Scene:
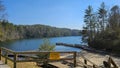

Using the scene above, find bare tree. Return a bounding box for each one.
[0,0,6,21]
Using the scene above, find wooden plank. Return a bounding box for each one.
[93,65,96,68]
[16,59,48,62]
[1,55,14,62]
[0,48,1,60]
[1,47,14,53]
[13,54,17,68]
[84,59,87,68]
[73,52,76,67]
[5,52,8,64]
[16,58,74,62]
[109,57,118,68]
[15,51,75,54]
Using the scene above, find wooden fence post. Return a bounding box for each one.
[109,57,118,68]
[108,57,111,68]
[14,53,17,68]
[0,48,1,60]
[84,59,87,68]
[73,52,76,67]
[5,52,8,64]
[93,65,96,68]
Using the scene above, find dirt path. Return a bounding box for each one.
[77,50,120,67]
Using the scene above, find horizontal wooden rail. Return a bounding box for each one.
[16,58,74,62]
[0,47,77,68]
[1,47,15,53]
[15,51,75,54]
[1,55,14,62]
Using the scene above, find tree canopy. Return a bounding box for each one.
[82,2,120,53]
[0,21,80,42]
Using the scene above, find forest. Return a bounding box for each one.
[82,2,120,53]
[0,0,80,42]
[0,20,80,41]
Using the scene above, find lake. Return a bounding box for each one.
[0,36,82,52]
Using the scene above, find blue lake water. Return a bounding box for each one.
[0,36,82,52]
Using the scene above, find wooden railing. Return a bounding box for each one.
[77,54,119,68]
[77,54,100,68]
[56,43,119,68]
[103,56,119,68]
[0,47,77,68]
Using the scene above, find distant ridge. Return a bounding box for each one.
[0,21,81,41]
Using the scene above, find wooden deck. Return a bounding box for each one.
[0,61,10,68]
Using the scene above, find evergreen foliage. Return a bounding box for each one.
[39,39,55,51]
[38,39,55,59]
[37,39,55,66]
[82,2,120,53]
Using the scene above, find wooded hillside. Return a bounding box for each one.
[0,0,80,42]
[0,20,80,41]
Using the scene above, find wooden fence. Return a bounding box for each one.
[57,43,119,68]
[104,57,118,68]
[0,47,118,68]
[77,55,119,68]
[0,47,77,68]
[77,54,100,68]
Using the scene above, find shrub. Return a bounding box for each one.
[37,39,55,67]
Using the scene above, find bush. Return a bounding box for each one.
[37,39,55,66]
[37,39,55,59]
[39,39,55,51]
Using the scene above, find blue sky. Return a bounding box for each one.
[3,0,120,30]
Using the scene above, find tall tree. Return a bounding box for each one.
[98,2,107,31]
[83,5,96,42]
[109,5,120,29]
[82,3,120,52]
